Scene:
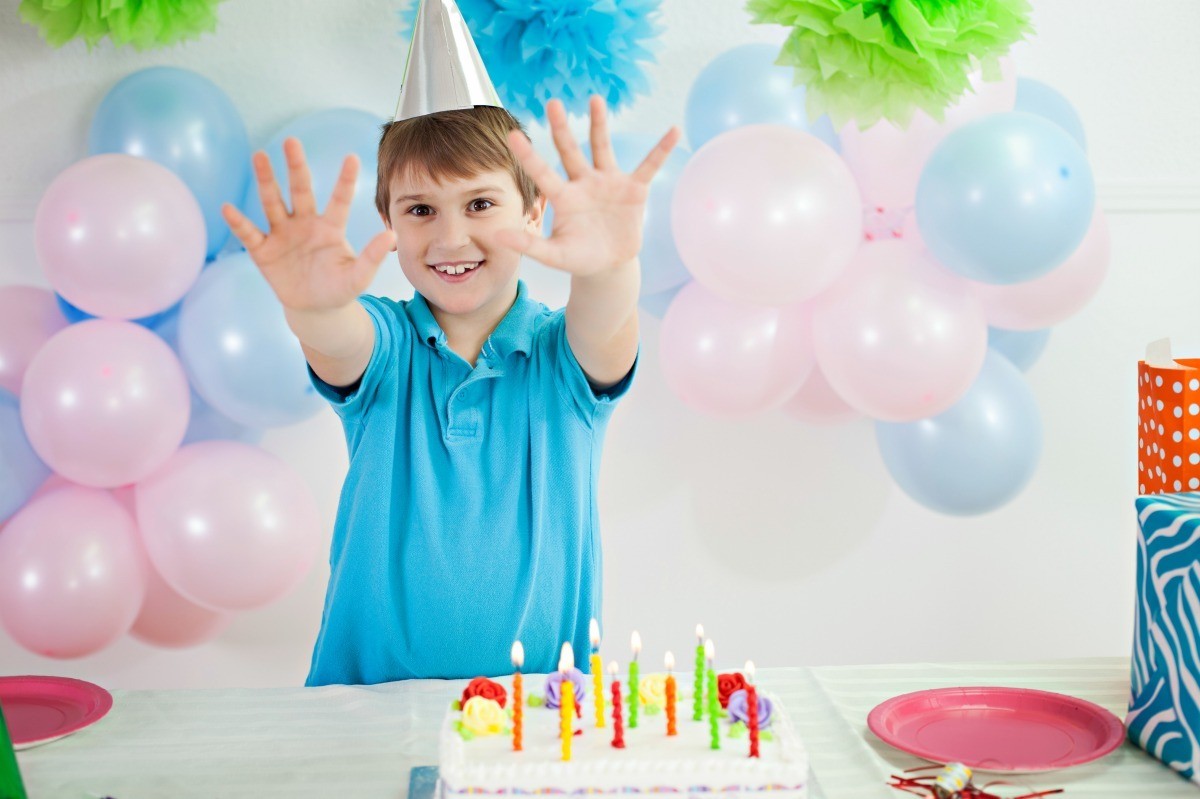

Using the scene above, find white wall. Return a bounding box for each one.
[1,0,1199,688]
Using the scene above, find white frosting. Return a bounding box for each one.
[438,675,808,795]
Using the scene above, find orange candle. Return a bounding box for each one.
[665,651,677,737]
[590,619,605,728]
[560,643,574,761]
[512,640,524,752]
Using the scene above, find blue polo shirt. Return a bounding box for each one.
[304,280,635,685]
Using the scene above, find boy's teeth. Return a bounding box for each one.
[434,262,480,275]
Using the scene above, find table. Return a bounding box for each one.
[15,657,1196,798]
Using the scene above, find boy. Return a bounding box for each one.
[221,0,678,684]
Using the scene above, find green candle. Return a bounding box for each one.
[693,624,705,721]
[0,702,28,799]
[705,640,719,750]
[629,630,641,729]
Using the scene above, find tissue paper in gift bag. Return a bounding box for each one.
[1128,492,1200,780]
[1138,339,1200,495]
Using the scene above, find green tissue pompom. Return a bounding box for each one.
[19,0,225,51]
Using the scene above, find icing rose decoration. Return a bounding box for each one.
[461,677,507,709]
[726,689,773,730]
[544,667,588,710]
[461,696,507,736]
[717,672,747,709]
[639,674,669,709]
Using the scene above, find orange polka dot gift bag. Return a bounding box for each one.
[1137,338,1200,495]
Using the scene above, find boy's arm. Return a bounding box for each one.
[221,138,395,390]
[496,97,679,390]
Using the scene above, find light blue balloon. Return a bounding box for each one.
[915,112,1095,285]
[875,351,1042,516]
[685,43,839,152]
[88,67,252,260]
[241,108,386,254]
[56,294,180,332]
[1,389,51,522]
[1015,78,1087,151]
[988,327,1051,372]
[177,252,324,429]
[639,282,685,320]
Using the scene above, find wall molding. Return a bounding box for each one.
[2,181,1199,222]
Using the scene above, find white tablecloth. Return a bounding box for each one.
[16,657,1197,798]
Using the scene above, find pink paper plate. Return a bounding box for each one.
[0,675,113,750]
[867,686,1125,773]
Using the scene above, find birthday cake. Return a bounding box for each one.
[435,639,809,797]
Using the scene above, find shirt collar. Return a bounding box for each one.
[408,280,541,360]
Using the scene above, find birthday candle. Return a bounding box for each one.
[590,619,605,728]
[561,643,575,761]
[705,639,719,750]
[512,640,524,752]
[609,661,625,749]
[665,651,677,737]
[693,624,705,721]
[629,631,641,729]
[745,660,759,759]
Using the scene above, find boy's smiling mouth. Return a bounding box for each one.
[429,260,484,281]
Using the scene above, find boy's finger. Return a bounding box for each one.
[284,137,318,217]
[493,227,562,270]
[352,229,397,289]
[588,96,617,172]
[253,151,290,228]
[547,99,590,179]
[325,154,360,230]
[507,130,566,200]
[222,202,266,251]
[631,127,682,185]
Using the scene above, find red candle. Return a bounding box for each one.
[745,660,759,758]
[512,641,524,752]
[609,661,625,749]
[665,651,677,737]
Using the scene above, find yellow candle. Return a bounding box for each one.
[560,642,574,761]
[590,619,605,728]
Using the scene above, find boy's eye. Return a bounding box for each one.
[407,204,433,217]
[469,199,494,212]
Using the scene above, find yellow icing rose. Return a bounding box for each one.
[639,674,668,709]
[462,696,507,736]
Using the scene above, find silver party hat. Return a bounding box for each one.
[394,0,504,122]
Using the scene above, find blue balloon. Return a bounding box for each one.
[182,388,264,446]
[988,327,1051,372]
[1014,78,1087,151]
[56,294,181,332]
[241,108,386,254]
[915,112,1095,285]
[88,66,252,260]
[684,43,839,152]
[639,282,685,320]
[875,351,1042,516]
[0,389,51,522]
[177,252,324,429]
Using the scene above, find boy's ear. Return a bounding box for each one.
[526,194,547,234]
[380,213,397,251]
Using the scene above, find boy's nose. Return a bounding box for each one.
[431,215,473,253]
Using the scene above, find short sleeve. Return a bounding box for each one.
[539,311,638,426]
[307,295,404,422]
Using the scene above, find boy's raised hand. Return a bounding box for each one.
[221,138,396,312]
[495,97,681,277]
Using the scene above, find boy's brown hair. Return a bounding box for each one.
[375,106,540,219]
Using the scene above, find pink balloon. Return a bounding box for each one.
[839,56,1017,212]
[671,125,862,306]
[659,282,814,416]
[0,286,69,395]
[0,487,147,658]
[135,441,321,611]
[34,154,205,319]
[973,206,1110,331]
[811,240,988,422]
[20,320,190,488]
[780,365,859,425]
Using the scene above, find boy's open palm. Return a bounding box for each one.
[221,138,396,312]
[496,97,681,277]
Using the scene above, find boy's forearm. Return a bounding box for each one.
[565,258,641,387]
[285,302,375,388]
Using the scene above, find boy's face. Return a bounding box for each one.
[383,166,544,318]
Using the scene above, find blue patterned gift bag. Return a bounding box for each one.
[1128,491,1200,780]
